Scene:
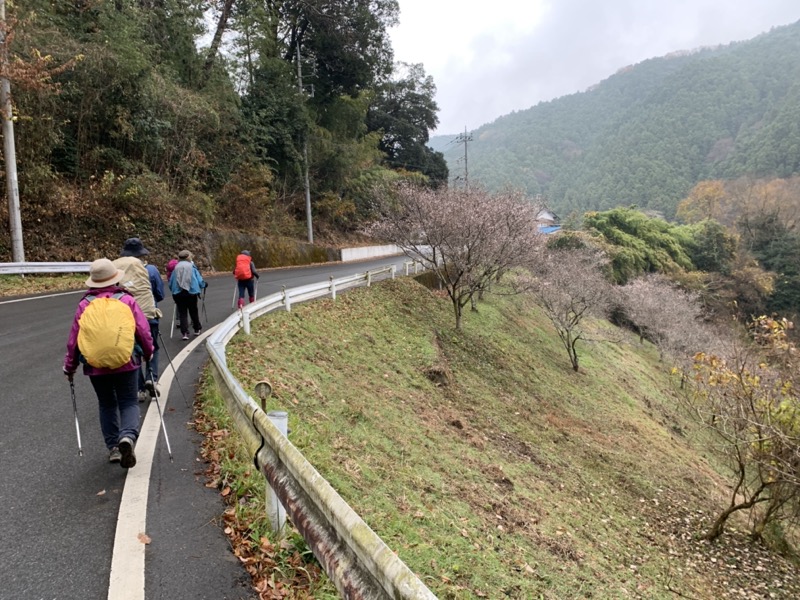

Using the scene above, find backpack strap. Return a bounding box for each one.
[83,290,129,302]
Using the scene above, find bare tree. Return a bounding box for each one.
[371,183,542,329]
[682,316,800,541]
[520,247,613,372]
[620,274,712,362]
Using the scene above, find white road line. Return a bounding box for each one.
[0,289,83,304]
[107,327,216,600]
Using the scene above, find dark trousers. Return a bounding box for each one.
[237,278,256,301]
[89,369,140,449]
[173,291,201,335]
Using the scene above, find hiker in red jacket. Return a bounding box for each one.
[233,250,259,309]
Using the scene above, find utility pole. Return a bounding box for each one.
[454,126,472,191]
[296,42,313,244]
[1,0,23,261]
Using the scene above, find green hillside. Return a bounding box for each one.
[434,20,800,218]
[205,277,799,599]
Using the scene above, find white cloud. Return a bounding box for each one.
[389,0,800,134]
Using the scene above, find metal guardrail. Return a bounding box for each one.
[206,262,437,600]
[0,259,426,277]
[0,262,92,275]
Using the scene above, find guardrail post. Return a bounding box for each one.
[242,309,251,335]
[282,286,291,312]
[366,271,372,287]
[391,265,396,279]
[330,275,336,301]
[266,410,289,534]
[404,262,409,276]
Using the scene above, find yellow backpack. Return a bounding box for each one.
[77,292,136,369]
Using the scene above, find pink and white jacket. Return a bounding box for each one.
[63,285,155,377]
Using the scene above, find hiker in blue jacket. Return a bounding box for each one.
[168,249,206,340]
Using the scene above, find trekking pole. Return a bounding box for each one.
[170,304,176,339]
[254,277,258,302]
[157,332,191,408]
[201,286,208,323]
[69,380,83,456]
[146,361,173,462]
[231,282,237,309]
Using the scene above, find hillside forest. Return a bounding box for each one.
[0,0,447,263]
[434,19,800,220]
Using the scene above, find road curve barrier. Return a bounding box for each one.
[0,261,92,275]
[206,262,438,600]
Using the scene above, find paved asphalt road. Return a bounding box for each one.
[0,256,407,600]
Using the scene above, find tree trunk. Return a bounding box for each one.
[202,0,236,81]
[704,484,768,541]
[569,336,579,371]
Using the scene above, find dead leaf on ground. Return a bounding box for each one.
[138,533,151,545]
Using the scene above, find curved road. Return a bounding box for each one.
[0,256,406,600]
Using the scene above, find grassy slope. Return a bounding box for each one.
[218,277,797,599]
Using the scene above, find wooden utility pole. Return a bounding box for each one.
[1,0,23,261]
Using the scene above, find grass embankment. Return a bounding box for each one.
[199,277,798,599]
[0,274,84,296]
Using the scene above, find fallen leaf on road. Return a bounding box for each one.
[138,533,151,544]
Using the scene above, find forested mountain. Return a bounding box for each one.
[433,20,800,218]
[0,0,447,263]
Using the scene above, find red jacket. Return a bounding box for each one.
[63,286,155,377]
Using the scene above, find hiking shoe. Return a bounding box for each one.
[108,447,122,463]
[181,333,190,341]
[144,380,159,398]
[194,328,202,336]
[118,437,137,469]
[137,390,149,403]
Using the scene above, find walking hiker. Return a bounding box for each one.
[233,250,259,309]
[165,255,178,283]
[168,249,207,341]
[165,254,181,330]
[63,258,154,468]
[114,237,164,402]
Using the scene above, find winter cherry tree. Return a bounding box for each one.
[520,246,613,372]
[620,273,711,363]
[371,183,543,329]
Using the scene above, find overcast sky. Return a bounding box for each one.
[388,0,800,135]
